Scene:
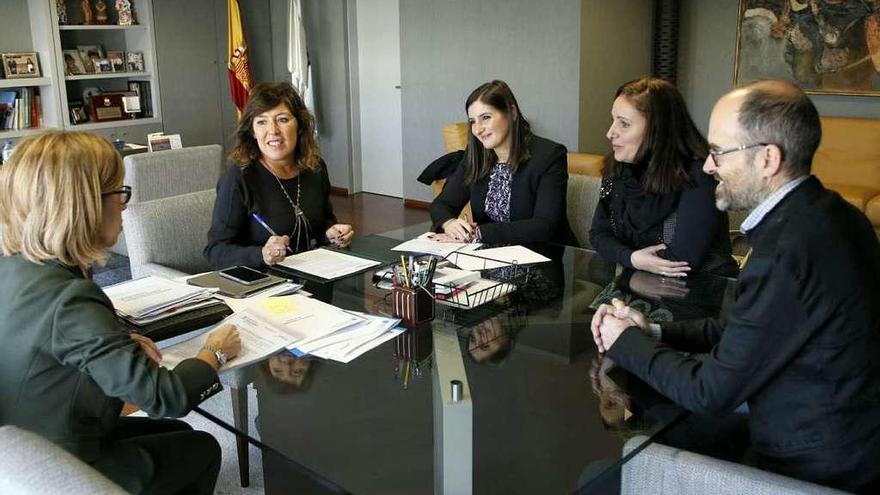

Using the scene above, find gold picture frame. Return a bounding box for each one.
[734,0,880,96]
[1,52,41,79]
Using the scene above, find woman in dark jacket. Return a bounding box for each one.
[205,81,354,269]
[430,80,577,246]
[590,76,737,277]
[0,131,241,494]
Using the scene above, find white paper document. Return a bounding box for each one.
[391,232,481,258]
[435,278,516,309]
[229,294,363,348]
[446,245,550,271]
[276,248,381,280]
[104,276,216,321]
[301,313,404,363]
[159,309,294,373]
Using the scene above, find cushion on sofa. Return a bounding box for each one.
[866,196,880,228]
[812,117,880,193]
[823,183,880,212]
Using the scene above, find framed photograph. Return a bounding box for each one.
[126,52,144,72]
[93,58,113,73]
[107,51,126,72]
[1,52,41,79]
[77,45,105,74]
[734,0,880,96]
[62,50,86,76]
[69,101,89,125]
[147,133,183,152]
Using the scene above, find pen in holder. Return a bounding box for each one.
[392,284,434,328]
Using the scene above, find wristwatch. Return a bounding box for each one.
[203,345,228,367]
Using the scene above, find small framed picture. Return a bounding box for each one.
[93,58,113,73]
[62,50,86,76]
[77,45,105,73]
[126,52,144,72]
[107,51,126,72]
[69,101,89,125]
[1,52,41,79]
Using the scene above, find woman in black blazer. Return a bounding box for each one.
[589,76,737,277]
[430,80,576,246]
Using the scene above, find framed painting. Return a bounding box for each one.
[734,0,880,96]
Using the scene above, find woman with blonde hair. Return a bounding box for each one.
[0,131,241,494]
[205,81,354,268]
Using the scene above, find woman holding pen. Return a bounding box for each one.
[429,80,577,246]
[205,82,354,269]
[0,131,241,493]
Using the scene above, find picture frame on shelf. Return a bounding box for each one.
[69,101,89,125]
[94,58,113,73]
[62,50,86,76]
[1,53,41,79]
[77,45,105,74]
[107,51,126,72]
[115,0,136,26]
[126,52,144,72]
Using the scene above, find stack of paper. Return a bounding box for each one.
[104,276,219,325]
[228,294,364,347]
[392,232,481,257]
[290,312,404,363]
[446,245,550,271]
[276,248,381,280]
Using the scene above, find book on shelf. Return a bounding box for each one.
[127,81,153,118]
[0,87,42,131]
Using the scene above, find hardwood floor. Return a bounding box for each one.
[329,192,430,235]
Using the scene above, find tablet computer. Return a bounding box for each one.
[187,269,286,298]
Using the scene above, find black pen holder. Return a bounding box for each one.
[392,285,434,328]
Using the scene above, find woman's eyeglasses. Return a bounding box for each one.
[102,185,132,205]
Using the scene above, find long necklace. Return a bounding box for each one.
[272,171,313,252]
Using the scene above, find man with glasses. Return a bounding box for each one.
[591,80,880,493]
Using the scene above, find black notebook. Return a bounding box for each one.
[121,300,233,342]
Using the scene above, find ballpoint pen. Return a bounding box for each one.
[251,213,293,253]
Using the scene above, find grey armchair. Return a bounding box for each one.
[621,435,849,495]
[111,144,225,256]
[0,425,127,494]
[567,174,601,249]
[123,189,216,279]
[122,188,255,487]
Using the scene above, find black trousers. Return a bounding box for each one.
[92,417,221,495]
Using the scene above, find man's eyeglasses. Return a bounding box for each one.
[102,185,132,205]
[708,143,768,167]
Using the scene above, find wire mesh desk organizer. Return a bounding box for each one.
[434,249,532,310]
[390,255,436,327]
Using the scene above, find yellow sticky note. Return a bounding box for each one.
[262,298,297,315]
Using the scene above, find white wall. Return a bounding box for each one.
[399,0,582,203]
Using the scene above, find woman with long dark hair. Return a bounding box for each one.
[205,81,354,269]
[590,76,737,277]
[430,80,576,245]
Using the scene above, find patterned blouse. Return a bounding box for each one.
[484,162,512,223]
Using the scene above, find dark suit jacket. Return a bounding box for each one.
[429,135,578,246]
[608,176,880,493]
[0,256,221,463]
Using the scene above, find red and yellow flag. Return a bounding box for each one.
[227,0,253,117]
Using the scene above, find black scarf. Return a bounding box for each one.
[605,164,679,248]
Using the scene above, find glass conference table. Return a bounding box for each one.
[195,223,739,495]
